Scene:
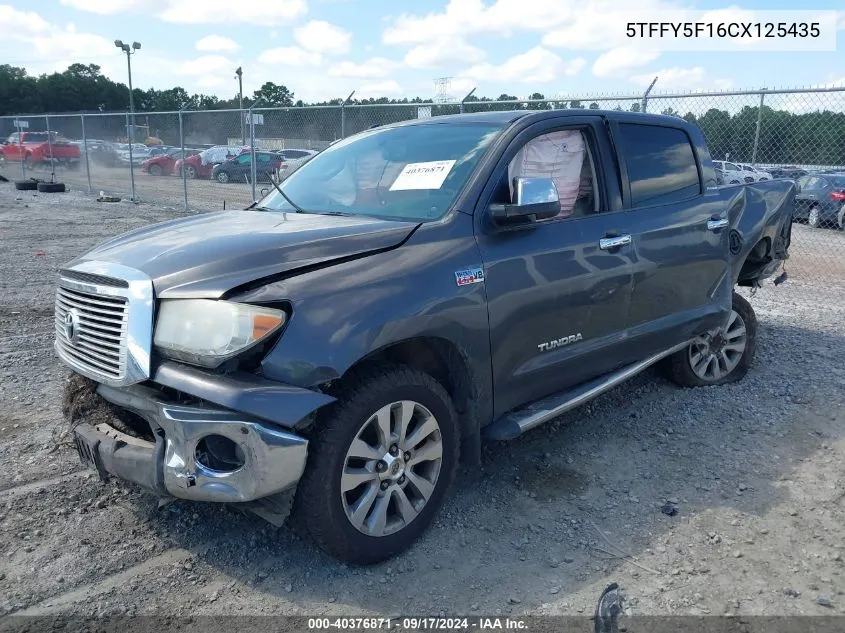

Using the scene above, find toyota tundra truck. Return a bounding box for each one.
[57,110,793,564]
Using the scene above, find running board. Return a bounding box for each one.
[482,340,694,441]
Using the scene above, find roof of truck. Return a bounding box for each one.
[384,109,692,128]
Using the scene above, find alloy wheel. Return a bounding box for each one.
[688,309,747,382]
[341,400,443,537]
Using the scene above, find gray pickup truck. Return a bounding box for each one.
[57,110,793,564]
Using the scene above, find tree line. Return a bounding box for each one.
[1,63,842,166]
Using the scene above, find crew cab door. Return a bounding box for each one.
[474,116,635,418]
[610,119,731,356]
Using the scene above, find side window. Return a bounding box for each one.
[617,123,700,208]
[236,154,250,164]
[505,128,598,220]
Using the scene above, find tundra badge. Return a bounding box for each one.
[538,333,583,352]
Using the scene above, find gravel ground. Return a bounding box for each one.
[2,159,264,213]
[1,183,845,624]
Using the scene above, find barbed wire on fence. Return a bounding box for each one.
[1,85,844,207]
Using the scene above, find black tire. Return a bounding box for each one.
[292,364,460,564]
[14,180,38,191]
[837,205,845,231]
[37,182,66,193]
[149,164,163,177]
[184,165,197,179]
[216,171,229,183]
[664,292,757,388]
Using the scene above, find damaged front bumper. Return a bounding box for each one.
[72,381,311,504]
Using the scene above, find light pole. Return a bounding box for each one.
[235,66,245,144]
[115,39,141,201]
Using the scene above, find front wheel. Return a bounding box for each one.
[216,171,229,183]
[292,365,459,564]
[149,164,163,177]
[664,292,757,387]
[184,165,197,179]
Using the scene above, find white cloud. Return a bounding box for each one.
[630,67,731,91]
[328,57,398,79]
[464,47,585,84]
[195,35,239,52]
[357,80,403,98]
[293,20,352,55]
[59,0,146,14]
[0,4,116,73]
[257,46,323,67]
[61,0,306,25]
[383,0,572,44]
[592,47,660,78]
[404,37,485,69]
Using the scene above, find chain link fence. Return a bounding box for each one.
[1,86,844,291]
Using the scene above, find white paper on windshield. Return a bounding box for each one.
[389,160,457,191]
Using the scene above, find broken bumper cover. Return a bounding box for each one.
[73,383,309,503]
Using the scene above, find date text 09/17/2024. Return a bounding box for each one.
[307,617,529,630]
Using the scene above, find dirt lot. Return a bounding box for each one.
[1,183,845,624]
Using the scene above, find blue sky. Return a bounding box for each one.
[1,0,843,104]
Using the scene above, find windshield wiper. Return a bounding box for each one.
[267,172,306,213]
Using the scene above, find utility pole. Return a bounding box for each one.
[236,67,245,145]
[115,39,141,201]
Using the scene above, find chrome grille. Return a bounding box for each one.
[53,261,153,387]
[55,285,129,380]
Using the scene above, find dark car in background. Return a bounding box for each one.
[211,151,283,183]
[794,173,845,228]
[142,148,199,176]
[769,166,809,180]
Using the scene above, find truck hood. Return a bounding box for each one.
[69,210,419,298]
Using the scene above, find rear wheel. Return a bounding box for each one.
[664,292,757,387]
[293,365,459,564]
[808,206,821,228]
[184,165,197,179]
[838,205,845,230]
[216,171,229,183]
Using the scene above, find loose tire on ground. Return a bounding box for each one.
[14,180,38,191]
[37,182,66,193]
[292,364,460,564]
[664,291,757,387]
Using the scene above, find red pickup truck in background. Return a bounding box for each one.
[2,131,81,168]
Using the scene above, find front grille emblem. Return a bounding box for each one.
[64,308,80,345]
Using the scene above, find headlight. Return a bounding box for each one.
[153,299,286,367]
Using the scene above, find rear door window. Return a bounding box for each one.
[617,123,701,208]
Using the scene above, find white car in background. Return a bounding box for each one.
[274,148,319,179]
[713,160,745,184]
[713,160,771,184]
[736,163,772,181]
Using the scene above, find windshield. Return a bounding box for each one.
[258,122,504,221]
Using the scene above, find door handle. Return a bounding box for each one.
[599,234,632,250]
[707,218,729,231]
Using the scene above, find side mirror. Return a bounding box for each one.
[490,177,560,223]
